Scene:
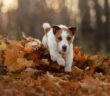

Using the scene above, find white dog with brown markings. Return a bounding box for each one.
[42,23,76,72]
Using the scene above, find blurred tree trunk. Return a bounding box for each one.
[0,2,2,34]
[78,0,95,53]
[94,0,102,51]
[104,0,110,50]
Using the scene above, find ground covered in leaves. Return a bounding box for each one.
[0,34,110,96]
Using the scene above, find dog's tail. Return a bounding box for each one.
[42,23,51,34]
[42,23,51,30]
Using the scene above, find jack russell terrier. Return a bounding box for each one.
[42,23,76,72]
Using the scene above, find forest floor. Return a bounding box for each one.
[0,35,110,96]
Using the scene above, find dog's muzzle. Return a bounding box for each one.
[62,45,67,51]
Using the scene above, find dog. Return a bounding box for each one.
[42,23,76,72]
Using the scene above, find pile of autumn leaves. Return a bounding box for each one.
[0,34,110,96]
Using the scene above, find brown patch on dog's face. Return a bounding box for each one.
[52,26,60,34]
[53,27,75,44]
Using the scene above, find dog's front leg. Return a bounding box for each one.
[47,32,65,66]
[65,44,73,72]
[56,53,65,66]
[49,47,65,66]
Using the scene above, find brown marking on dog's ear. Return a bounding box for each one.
[52,26,60,34]
[68,27,76,35]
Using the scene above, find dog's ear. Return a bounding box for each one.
[68,27,76,35]
[52,26,60,34]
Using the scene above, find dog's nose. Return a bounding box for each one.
[62,45,67,51]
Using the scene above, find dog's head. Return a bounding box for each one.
[52,25,76,53]
[42,23,76,53]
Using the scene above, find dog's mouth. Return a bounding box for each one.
[59,51,66,59]
[59,50,67,54]
[62,48,67,52]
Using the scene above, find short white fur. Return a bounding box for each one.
[42,23,74,72]
[58,31,69,53]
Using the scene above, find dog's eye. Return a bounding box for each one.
[67,36,71,41]
[58,36,62,41]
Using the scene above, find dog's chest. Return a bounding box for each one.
[59,52,66,59]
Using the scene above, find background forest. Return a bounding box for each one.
[0,0,110,55]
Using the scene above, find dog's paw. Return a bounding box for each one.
[51,56,56,62]
[65,67,72,72]
[57,58,65,66]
